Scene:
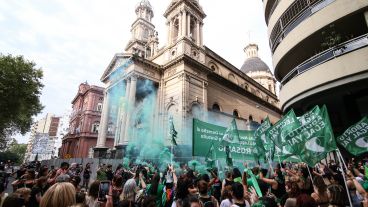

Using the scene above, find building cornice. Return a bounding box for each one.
[208,73,281,114]
[164,0,206,18]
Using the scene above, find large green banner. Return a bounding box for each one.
[193,119,256,160]
[337,116,368,156]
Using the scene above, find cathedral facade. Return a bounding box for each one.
[94,0,281,158]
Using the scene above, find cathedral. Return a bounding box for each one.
[94,0,281,158]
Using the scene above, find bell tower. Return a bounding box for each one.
[164,0,206,47]
[125,0,158,57]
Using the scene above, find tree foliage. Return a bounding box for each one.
[0,139,27,164]
[0,54,44,147]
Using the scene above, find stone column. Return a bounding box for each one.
[202,81,208,107]
[199,22,203,46]
[169,20,173,44]
[124,75,137,143]
[96,90,109,147]
[119,78,131,145]
[94,90,110,157]
[187,14,191,38]
[182,10,187,37]
[167,21,170,44]
[196,21,200,46]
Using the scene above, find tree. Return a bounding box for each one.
[0,139,27,164]
[0,54,44,148]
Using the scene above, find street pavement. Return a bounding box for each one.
[4,176,15,194]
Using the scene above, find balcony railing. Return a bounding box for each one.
[265,0,280,24]
[269,0,335,53]
[280,34,368,86]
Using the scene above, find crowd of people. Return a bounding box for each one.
[0,157,367,207]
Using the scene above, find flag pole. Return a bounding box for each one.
[277,153,282,168]
[171,143,173,165]
[305,165,315,187]
[336,149,348,170]
[336,150,353,207]
[268,147,274,176]
[297,156,315,186]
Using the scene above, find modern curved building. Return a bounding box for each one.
[263,0,368,134]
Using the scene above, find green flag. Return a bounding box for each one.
[298,105,321,125]
[267,109,300,147]
[169,116,178,146]
[225,145,233,167]
[222,118,240,144]
[205,142,216,168]
[254,117,273,162]
[336,116,368,156]
[284,105,337,166]
[274,106,321,162]
[246,169,263,197]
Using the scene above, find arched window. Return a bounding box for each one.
[212,103,220,112]
[249,115,253,121]
[172,18,179,42]
[107,124,113,135]
[91,122,100,133]
[233,110,239,118]
[97,103,103,112]
[190,18,197,42]
[144,29,149,38]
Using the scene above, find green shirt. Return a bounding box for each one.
[146,183,164,207]
[96,170,107,181]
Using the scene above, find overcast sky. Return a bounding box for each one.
[0,0,273,143]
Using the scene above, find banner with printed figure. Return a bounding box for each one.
[337,116,368,156]
[222,118,240,144]
[193,119,256,160]
[267,109,300,147]
[284,105,337,166]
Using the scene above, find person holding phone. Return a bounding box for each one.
[98,181,111,203]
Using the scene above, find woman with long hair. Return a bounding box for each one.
[85,181,99,207]
[119,179,137,203]
[281,181,300,207]
[221,171,233,197]
[40,182,76,207]
[146,173,164,207]
[311,176,329,207]
[111,175,123,207]
[82,163,91,189]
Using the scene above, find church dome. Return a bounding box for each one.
[240,57,271,73]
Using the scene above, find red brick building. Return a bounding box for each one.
[60,82,114,158]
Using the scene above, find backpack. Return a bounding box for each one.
[199,196,216,207]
